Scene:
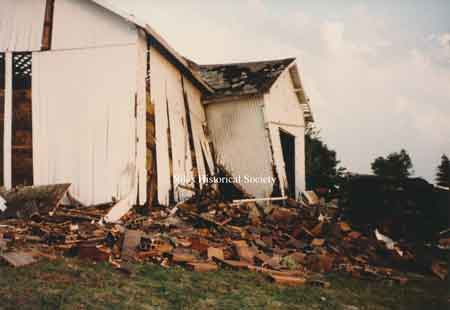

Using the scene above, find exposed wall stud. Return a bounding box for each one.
[41,0,55,51]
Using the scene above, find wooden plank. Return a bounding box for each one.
[207,247,224,261]
[186,262,218,272]
[181,76,199,190]
[121,229,143,260]
[269,274,307,286]
[41,0,55,51]
[1,251,37,267]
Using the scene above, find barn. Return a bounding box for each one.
[0,0,216,211]
[193,59,314,200]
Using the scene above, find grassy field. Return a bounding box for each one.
[0,258,448,310]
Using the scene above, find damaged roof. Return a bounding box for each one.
[191,58,296,101]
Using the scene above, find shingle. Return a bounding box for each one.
[187,58,295,100]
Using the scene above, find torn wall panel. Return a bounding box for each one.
[267,123,288,197]
[165,63,193,201]
[150,46,172,205]
[0,0,47,52]
[136,31,147,204]
[205,98,274,198]
[150,42,209,204]
[32,45,138,205]
[150,46,215,204]
[183,77,213,186]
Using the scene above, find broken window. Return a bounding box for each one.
[12,52,33,186]
[0,53,5,186]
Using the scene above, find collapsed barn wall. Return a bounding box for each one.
[150,47,215,205]
[205,98,274,198]
[263,67,306,199]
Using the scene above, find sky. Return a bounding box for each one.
[110,0,450,182]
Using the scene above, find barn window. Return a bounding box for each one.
[12,52,33,186]
[0,53,5,186]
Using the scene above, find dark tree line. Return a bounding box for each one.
[436,154,449,187]
[305,126,448,188]
[371,149,413,179]
[305,126,345,190]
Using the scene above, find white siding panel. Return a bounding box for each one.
[206,98,274,198]
[267,123,287,197]
[150,47,193,203]
[150,47,171,205]
[136,31,147,204]
[52,0,137,50]
[263,66,307,198]
[165,62,193,202]
[32,45,138,205]
[264,69,305,127]
[0,0,47,52]
[151,48,215,204]
[183,77,214,185]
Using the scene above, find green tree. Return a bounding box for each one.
[305,126,345,190]
[436,154,450,187]
[371,149,413,178]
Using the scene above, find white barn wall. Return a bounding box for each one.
[52,0,137,50]
[205,98,274,198]
[263,67,306,199]
[0,0,47,52]
[32,45,139,205]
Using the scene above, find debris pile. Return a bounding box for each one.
[0,184,448,286]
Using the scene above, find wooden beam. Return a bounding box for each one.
[4,52,12,189]
[41,0,55,51]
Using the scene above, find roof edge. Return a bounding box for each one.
[200,58,296,102]
[89,0,213,94]
[199,57,296,69]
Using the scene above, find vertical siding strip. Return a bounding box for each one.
[0,53,4,186]
[4,52,12,189]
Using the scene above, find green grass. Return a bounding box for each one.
[0,258,448,310]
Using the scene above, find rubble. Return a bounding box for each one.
[0,183,447,286]
[1,251,37,267]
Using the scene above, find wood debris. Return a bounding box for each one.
[1,251,37,267]
[0,183,446,287]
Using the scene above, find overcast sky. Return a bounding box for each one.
[110,0,450,182]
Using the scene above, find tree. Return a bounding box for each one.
[305,126,346,190]
[436,154,450,187]
[371,149,413,179]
